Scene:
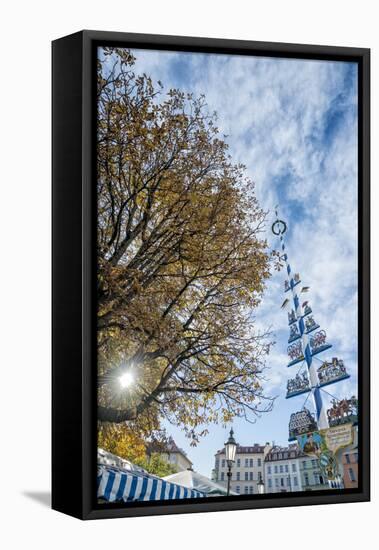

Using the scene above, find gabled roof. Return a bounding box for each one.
[147,437,192,464]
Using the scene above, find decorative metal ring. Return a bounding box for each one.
[272,219,287,235]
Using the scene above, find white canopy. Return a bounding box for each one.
[164,470,237,496]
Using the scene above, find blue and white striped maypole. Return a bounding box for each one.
[272,210,329,430]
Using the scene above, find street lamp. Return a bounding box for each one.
[257,471,265,494]
[224,428,237,497]
[336,474,344,489]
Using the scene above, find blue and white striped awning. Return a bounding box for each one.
[97,465,206,502]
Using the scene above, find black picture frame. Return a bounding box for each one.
[52,30,370,520]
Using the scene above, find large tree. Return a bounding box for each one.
[97,48,275,444]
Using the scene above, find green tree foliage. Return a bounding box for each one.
[137,454,178,478]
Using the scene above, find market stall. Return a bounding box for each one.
[164,470,237,496]
[97,465,206,503]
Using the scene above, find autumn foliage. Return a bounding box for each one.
[97,47,274,445]
[98,424,177,476]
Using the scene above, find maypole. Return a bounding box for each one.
[272,210,330,431]
[272,209,356,489]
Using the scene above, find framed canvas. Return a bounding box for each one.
[52,30,370,520]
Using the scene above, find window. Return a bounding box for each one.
[274,465,278,474]
[280,478,284,487]
[345,453,350,464]
[244,486,249,494]
[245,472,248,481]
[237,458,241,467]
[279,465,283,473]
[215,459,219,469]
[304,474,309,486]
[349,468,356,482]
[302,460,306,469]
[312,459,317,468]
[268,479,272,488]
[268,466,271,474]
[222,459,225,468]
[250,458,253,467]
[221,472,224,481]
[313,474,319,485]
[275,478,279,487]
[279,453,282,459]
[292,463,296,473]
[236,471,240,481]
[285,464,289,473]
[245,458,249,467]
[249,471,253,481]
[257,458,261,467]
[249,486,254,494]
[236,485,240,494]
[293,476,298,486]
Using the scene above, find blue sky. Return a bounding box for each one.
[100,48,358,477]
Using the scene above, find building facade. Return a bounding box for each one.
[264,444,329,493]
[342,448,358,488]
[214,439,332,495]
[299,456,329,491]
[264,445,303,493]
[159,437,193,472]
[214,443,272,495]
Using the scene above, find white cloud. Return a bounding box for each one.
[118,48,358,451]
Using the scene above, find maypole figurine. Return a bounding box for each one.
[272,209,357,489]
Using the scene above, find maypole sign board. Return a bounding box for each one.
[289,409,317,439]
[297,423,354,457]
[297,424,354,481]
[297,431,324,455]
[323,424,354,454]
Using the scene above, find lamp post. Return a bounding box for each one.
[257,471,265,494]
[224,428,237,497]
[336,474,344,489]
